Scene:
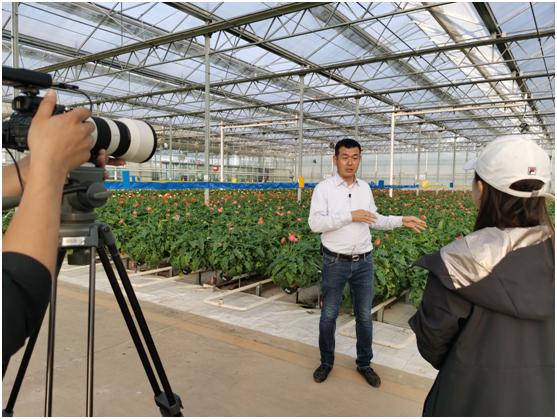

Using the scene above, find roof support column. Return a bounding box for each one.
[297,74,304,203]
[374,152,378,184]
[389,106,397,198]
[416,133,422,196]
[320,147,324,181]
[169,117,173,181]
[11,3,20,161]
[436,137,441,185]
[220,122,224,182]
[355,97,362,179]
[464,149,469,186]
[452,136,457,189]
[204,32,211,204]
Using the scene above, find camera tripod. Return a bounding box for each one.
[3,166,183,416]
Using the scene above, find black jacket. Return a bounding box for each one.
[409,226,554,417]
[2,252,51,376]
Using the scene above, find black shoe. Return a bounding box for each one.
[313,364,332,383]
[357,366,381,388]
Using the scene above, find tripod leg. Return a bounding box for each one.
[96,245,162,393]
[3,328,40,417]
[86,247,96,417]
[97,225,183,416]
[3,251,66,417]
[44,250,66,417]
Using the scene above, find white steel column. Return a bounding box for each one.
[320,148,323,180]
[389,106,396,198]
[436,137,441,184]
[464,149,469,186]
[297,74,304,203]
[425,149,429,179]
[416,136,422,196]
[220,122,224,182]
[355,97,362,178]
[374,152,378,183]
[204,32,211,204]
[11,3,20,160]
[452,136,457,189]
[169,118,173,181]
[11,3,19,76]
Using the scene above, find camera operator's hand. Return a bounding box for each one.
[27,89,94,176]
[95,149,126,168]
[2,156,30,196]
[95,149,126,180]
[3,90,94,280]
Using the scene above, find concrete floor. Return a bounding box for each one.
[3,282,433,417]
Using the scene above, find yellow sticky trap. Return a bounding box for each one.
[298,176,305,188]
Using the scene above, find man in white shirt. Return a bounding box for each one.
[308,138,426,387]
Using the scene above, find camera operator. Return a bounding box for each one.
[3,89,96,375]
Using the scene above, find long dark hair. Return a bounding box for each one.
[474,173,554,239]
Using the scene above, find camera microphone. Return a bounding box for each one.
[2,66,52,89]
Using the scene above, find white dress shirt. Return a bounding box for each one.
[308,173,403,254]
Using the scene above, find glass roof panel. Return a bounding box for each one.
[1,2,554,153]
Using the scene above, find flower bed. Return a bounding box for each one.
[95,189,478,306]
[4,188,552,306]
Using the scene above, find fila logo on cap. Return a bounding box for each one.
[528,167,537,175]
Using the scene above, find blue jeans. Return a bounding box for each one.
[319,252,374,369]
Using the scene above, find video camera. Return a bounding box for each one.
[2,66,157,163]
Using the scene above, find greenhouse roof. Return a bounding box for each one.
[2,2,555,156]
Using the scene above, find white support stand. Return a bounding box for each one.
[203,278,285,311]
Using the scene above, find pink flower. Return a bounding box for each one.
[217,207,223,213]
[174,214,180,220]
[146,206,152,213]
[296,217,302,222]
[237,205,242,209]
[185,212,191,217]
[288,233,297,242]
[132,210,138,217]
[132,202,139,208]
[118,219,125,225]
[287,210,292,215]
[257,217,264,225]
[456,235,464,240]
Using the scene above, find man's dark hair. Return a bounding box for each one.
[335,138,361,156]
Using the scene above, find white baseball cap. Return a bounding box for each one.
[464,135,554,200]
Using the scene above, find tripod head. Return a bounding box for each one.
[59,165,111,265]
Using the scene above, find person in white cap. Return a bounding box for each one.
[408,135,554,416]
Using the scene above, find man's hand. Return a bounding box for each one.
[402,216,427,233]
[351,209,377,224]
[27,89,94,177]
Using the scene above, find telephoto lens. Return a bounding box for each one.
[89,117,157,163]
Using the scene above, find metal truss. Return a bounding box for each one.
[2,2,555,156]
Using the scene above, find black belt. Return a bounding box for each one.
[321,245,370,262]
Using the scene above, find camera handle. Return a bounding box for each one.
[3,222,183,417]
